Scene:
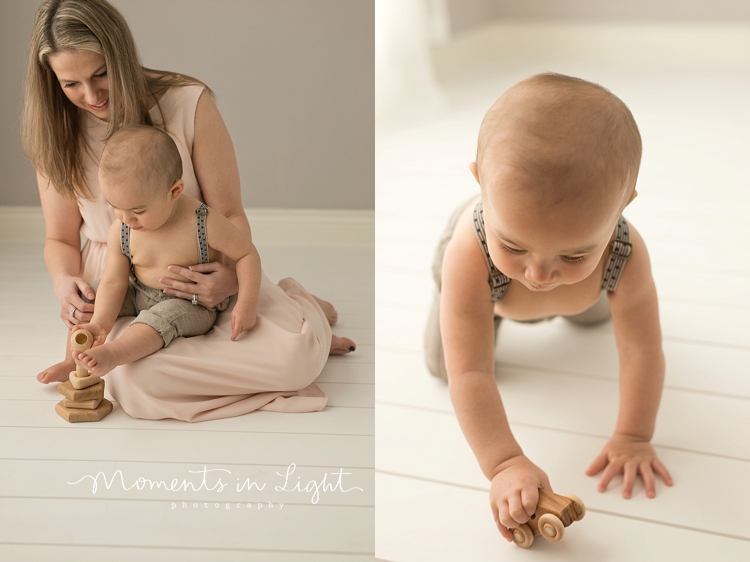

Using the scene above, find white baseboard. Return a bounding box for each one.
[0,206,374,246]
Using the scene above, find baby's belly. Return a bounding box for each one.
[133,263,194,291]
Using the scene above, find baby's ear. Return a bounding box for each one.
[169,179,185,200]
[469,162,480,184]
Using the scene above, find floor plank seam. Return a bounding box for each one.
[0,426,375,435]
[375,400,750,463]
[376,470,750,543]
[0,543,375,555]
[0,459,375,469]
[0,495,375,508]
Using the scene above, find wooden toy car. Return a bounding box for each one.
[512,489,585,548]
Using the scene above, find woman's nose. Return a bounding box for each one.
[83,83,99,105]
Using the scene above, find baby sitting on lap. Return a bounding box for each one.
[69,124,261,376]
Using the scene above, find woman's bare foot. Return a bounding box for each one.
[313,295,338,326]
[37,359,75,384]
[330,335,356,355]
[72,346,118,377]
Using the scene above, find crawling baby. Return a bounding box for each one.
[424,73,673,542]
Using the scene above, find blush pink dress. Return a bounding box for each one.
[77,84,331,421]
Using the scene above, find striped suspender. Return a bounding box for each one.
[473,202,511,302]
[119,203,211,266]
[196,203,209,264]
[472,201,632,299]
[120,221,131,259]
[601,216,632,292]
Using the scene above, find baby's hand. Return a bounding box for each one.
[489,454,552,542]
[230,307,257,341]
[586,433,673,499]
[73,323,107,348]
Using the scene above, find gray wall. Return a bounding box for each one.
[448,0,750,35]
[0,0,374,210]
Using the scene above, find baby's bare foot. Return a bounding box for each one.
[37,359,75,384]
[329,335,356,355]
[313,295,338,326]
[72,346,118,377]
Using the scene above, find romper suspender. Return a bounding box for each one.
[600,216,632,292]
[472,201,632,301]
[120,203,211,265]
[472,202,511,302]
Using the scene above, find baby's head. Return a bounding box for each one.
[471,73,641,291]
[99,124,184,230]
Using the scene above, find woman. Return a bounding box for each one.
[24,0,354,421]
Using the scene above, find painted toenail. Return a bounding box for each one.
[349,346,355,352]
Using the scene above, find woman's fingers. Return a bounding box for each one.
[184,262,221,273]
[74,278,96,301]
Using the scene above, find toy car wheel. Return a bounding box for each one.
[512,524,534,548]
[539,514,565,542]
[564,494,586,521]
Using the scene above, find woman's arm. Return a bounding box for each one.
[160,90,250,307]
[193,90,251,240]
[37,172,96,328]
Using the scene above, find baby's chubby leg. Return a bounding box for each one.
[73,323,163,376]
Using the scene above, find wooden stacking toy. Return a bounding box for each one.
[55,329,113,422]
[512,489,586,548]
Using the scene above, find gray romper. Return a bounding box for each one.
[424,198,632,380]
[87,203,224,347]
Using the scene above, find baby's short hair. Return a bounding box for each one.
[100,124,182,193]
[477,73,642,200]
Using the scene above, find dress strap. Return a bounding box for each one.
[473,201,511,302]
[601,216,632,292]
[196,203,209,264]
[120,221,131,259]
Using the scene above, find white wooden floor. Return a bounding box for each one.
[0,238,374,561]
[375,21,750,561]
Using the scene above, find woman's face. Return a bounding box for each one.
[47,50,110,119]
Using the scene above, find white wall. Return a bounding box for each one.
[447,0,750,35]
[0,0,374,210]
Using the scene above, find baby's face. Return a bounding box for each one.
[481,164,621,292]
[100,173,176,232]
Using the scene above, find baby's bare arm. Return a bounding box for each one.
[588,224,673,497]
[88,222,131,333]
[442,215,550,539]
[441,216,520,476]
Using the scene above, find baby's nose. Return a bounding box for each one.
[525,265,555,283]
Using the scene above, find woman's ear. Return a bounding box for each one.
[469,162,480,184]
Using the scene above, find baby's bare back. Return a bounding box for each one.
[128,198,221,290]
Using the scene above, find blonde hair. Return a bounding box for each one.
[100,124,182,195]
[22,0,212,200]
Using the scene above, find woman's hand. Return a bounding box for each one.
[159,262,239,308]
[54,276,95,329]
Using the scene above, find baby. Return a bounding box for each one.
[425,73,673,542]
[69,124,261,376]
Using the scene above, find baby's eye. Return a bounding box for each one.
[561,255,588,264]
[501,243,526,255]
[133,210,145,216]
